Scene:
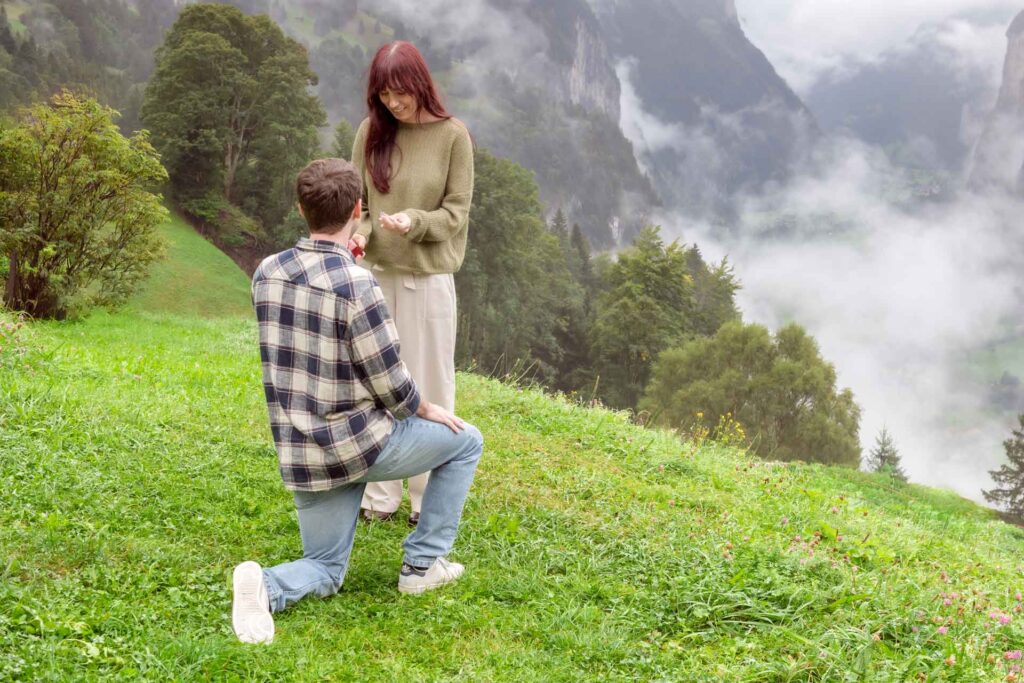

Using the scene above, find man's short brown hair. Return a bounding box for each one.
[296,158,362,233]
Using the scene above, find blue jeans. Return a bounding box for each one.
[262,417,483,613]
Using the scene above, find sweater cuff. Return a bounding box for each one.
[402,209,428,243]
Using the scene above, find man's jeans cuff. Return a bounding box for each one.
[403,556,436,569]
[263,570,283,613]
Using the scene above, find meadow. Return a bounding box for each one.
[3,217,1024,681]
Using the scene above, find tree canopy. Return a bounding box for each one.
[589,226,739,408]
[641,321,862,466]
[141,3,325,239]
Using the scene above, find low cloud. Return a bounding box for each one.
[651,135,1023,501]
[736,0,1019,94]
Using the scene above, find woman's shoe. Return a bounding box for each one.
[408,511,420,526]
[361,508,396,522]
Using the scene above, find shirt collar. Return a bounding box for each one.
[296,237,356,263]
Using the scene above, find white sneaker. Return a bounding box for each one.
[232,561,275,644]
[397,557,465,595]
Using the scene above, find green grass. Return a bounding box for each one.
[5,226,1024,680]
[127,212,252,319]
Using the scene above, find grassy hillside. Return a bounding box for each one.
[4,230,1024,680]
[127,212,253,318]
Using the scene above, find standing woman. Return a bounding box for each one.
[350,41,474,525]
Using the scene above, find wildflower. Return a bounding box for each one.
[937,625,948,634]
[1003,614,1014,625]
[944,654,956,666]
[871,632,881,642]
[912,626,920,633]
[1007,651,1023,661]
[830,506,839,514]
[943,598,952,606]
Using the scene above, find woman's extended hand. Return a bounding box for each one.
[379,212,412,234]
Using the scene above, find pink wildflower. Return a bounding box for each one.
[943,598,952,606]
[1017,592,1023,601]
[938,626,948,635]
[1003,614,1014,625]
[1006,651,1023,661]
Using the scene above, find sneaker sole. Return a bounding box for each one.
[398,568,465,595]
[232,561,275,644]
[398,580,457,595]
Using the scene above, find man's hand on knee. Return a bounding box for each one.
[415,400,465,433]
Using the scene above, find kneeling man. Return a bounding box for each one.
[232,158,483,644]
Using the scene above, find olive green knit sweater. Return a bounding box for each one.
[352,117,474,274]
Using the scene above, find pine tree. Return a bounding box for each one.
[568,223,593,303]
[864,427,908,482]
[984,415,1024,515]
[549,208,569,242]
[331,119,355,160]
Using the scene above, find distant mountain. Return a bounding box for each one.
[970,11,1024,194]
[804,22,998,173]
[589,0,818,214]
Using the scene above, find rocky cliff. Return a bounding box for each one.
[969,11,1024,192]
[565,15,619,121]
[590,0,817,214]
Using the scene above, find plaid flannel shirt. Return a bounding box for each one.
[252,237,421,491]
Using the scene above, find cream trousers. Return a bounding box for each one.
[361,268,457,515]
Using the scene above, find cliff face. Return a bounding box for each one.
[996,12,1024,113]
[970,11,1024,192]
[566,15,619,121]
[590,0,817,213]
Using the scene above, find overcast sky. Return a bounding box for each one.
[735,0,1021,93]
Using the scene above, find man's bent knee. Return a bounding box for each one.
[460,424,484,460]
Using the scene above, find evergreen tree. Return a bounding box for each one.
[549,208,569,242]
[330,118,355,160]
[984,415,1024,515]
[569,223,592,290]
[864,427,908,482]
[589,226,738,408]
[455,148,580,385]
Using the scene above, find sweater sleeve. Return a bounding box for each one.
[403,124,474,243]
[351,120,374,241]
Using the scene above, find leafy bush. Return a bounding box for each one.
[0,91,167,318]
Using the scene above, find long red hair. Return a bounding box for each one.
[365,41,450,194]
